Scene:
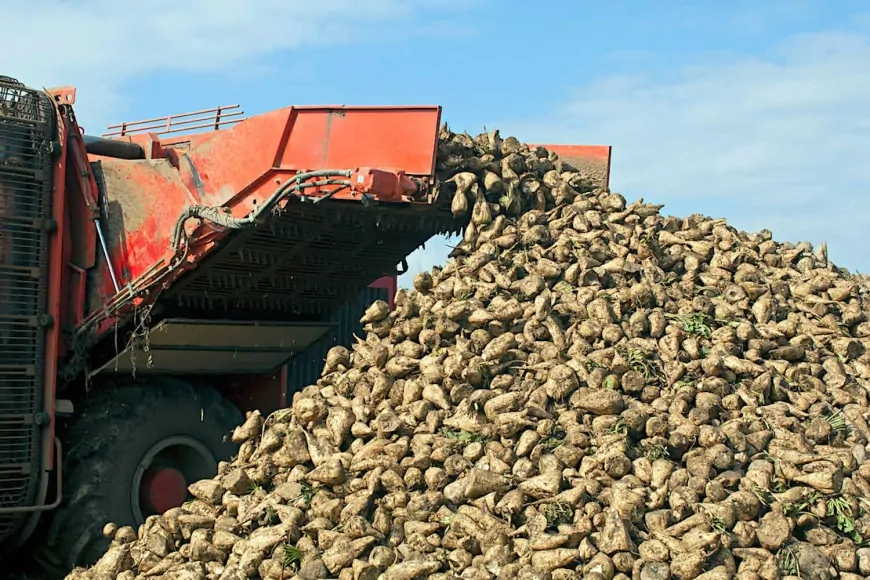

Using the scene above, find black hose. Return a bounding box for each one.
[169,169,353,248]
[83,135,145,160]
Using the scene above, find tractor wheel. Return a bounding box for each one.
[41,379,242,571]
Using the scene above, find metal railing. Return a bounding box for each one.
[102,105,245,138]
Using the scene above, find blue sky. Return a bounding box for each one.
[8,0,870,288]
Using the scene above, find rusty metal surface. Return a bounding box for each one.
[0,77,55,542]
[78,105,444,340]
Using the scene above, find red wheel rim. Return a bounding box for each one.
[139,467,188,515]
[131,435,217,524]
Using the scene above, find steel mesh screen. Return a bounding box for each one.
[0,76,54,541]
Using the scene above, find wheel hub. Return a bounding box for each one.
[139,467,188,515]
[131,435,217,524]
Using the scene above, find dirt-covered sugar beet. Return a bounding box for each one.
[66,126,870,580]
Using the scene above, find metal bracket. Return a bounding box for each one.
[45,86,77,105]
[0,438,63,515]
[56,399,74,418]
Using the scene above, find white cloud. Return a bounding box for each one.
[4,0,480,292]
[2,0,475,129]
[401,22,870,285]
[3,0,475,290]
[486,25,870,273]
[12,2,870,284]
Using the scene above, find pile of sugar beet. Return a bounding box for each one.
[68,127,870,580]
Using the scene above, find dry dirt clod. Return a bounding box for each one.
[65,128,870,580]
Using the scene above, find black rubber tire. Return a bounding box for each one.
[42,379,242,571]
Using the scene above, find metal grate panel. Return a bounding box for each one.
[284,285,388,396]
[0,76,54,542]
[163,201,459,318]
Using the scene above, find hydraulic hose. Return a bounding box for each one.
[82,135,145,160]
[169,170,352,248]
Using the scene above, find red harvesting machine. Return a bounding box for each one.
[0,75,612,571]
